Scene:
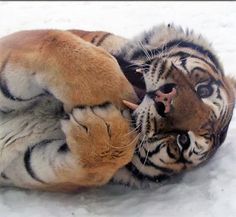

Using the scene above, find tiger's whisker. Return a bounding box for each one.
[110,132,141,149]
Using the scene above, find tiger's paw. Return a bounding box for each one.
[60,102,138,170]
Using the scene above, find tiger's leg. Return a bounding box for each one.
[0,103,137,191]
[0,30,136,113]
[0,30,137,191]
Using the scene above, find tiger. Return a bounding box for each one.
[0,24,235,191]
[68,24,236,187]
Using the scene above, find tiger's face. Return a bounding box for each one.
[114,25,236,184]
[133,57,234,173]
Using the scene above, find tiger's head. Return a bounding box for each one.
[112,24,236,186]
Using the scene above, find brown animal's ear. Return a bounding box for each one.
[227,76,236,97]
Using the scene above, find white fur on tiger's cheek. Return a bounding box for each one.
[184,131,211,164]
[202,85,227,119]
[133,96,157,136]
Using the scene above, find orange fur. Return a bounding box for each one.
[0,29,138,191]
[1,28,235,192]
[0,30,137,110]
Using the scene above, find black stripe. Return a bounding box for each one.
[143,143,163,158]
[0,76,24,101]
[0,76,46,101]
[190,66,208,74]
[153,117,158,133]
[146,135,160,143]
[91,35,98,44]
[157,60,167,80]
[57,143,69,153]
[166,145,178,159]
[4,135,15,145]
[96,33,111,46]
[216,86,222,100]
[0,55,26,101]
[1,172,9,180]
[136,151,174,174]
[150,59,160,76]
[24,139,54,183]
[0,108,14,114]
[179,53,190,74]
[188,150,193,158]
[131,39,221,72]
[165,63,175,79]
[0,75,46,101]
[177,52,220,75]
[125,162,170,183]
[0,55,47,101]
[146,109,151,135]
[171,51,219,75]
[217,123,230,147]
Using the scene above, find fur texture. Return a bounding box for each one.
[0,24,235,191]
[0,30,137,191]
[70,24,235,187]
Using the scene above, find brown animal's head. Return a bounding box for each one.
[114,24,235,185]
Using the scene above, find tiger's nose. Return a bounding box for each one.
[154,83,177,116]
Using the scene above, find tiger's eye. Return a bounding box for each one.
[177,133,190,150]
[197,85,213,98]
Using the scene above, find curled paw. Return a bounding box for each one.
[60,102,138,169]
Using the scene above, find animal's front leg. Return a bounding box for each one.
[58,102,137,190]
[0,30,137,112]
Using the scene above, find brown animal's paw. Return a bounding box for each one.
[60,102,138,169]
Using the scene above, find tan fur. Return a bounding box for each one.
[70,29,236,135]
[0,30,136,110]
[1,28,235,191]
[0,29,138,191]
[72,29,236,173]
[39,105,137,192]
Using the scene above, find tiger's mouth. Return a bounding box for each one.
[124,68,146,103]
[133,86,146,102]
[123,79,146,110]
[121,66,147,109]
[114,55,147,105]
[115,55,177,113]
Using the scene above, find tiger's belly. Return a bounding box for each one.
[0,96,65,186]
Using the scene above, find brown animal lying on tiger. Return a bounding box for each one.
[0,24,235,192]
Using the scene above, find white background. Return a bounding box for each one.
[0,1,235,217]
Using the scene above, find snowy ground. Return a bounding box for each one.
[0,1,235,217]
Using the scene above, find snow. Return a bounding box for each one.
[0,1,235,217]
